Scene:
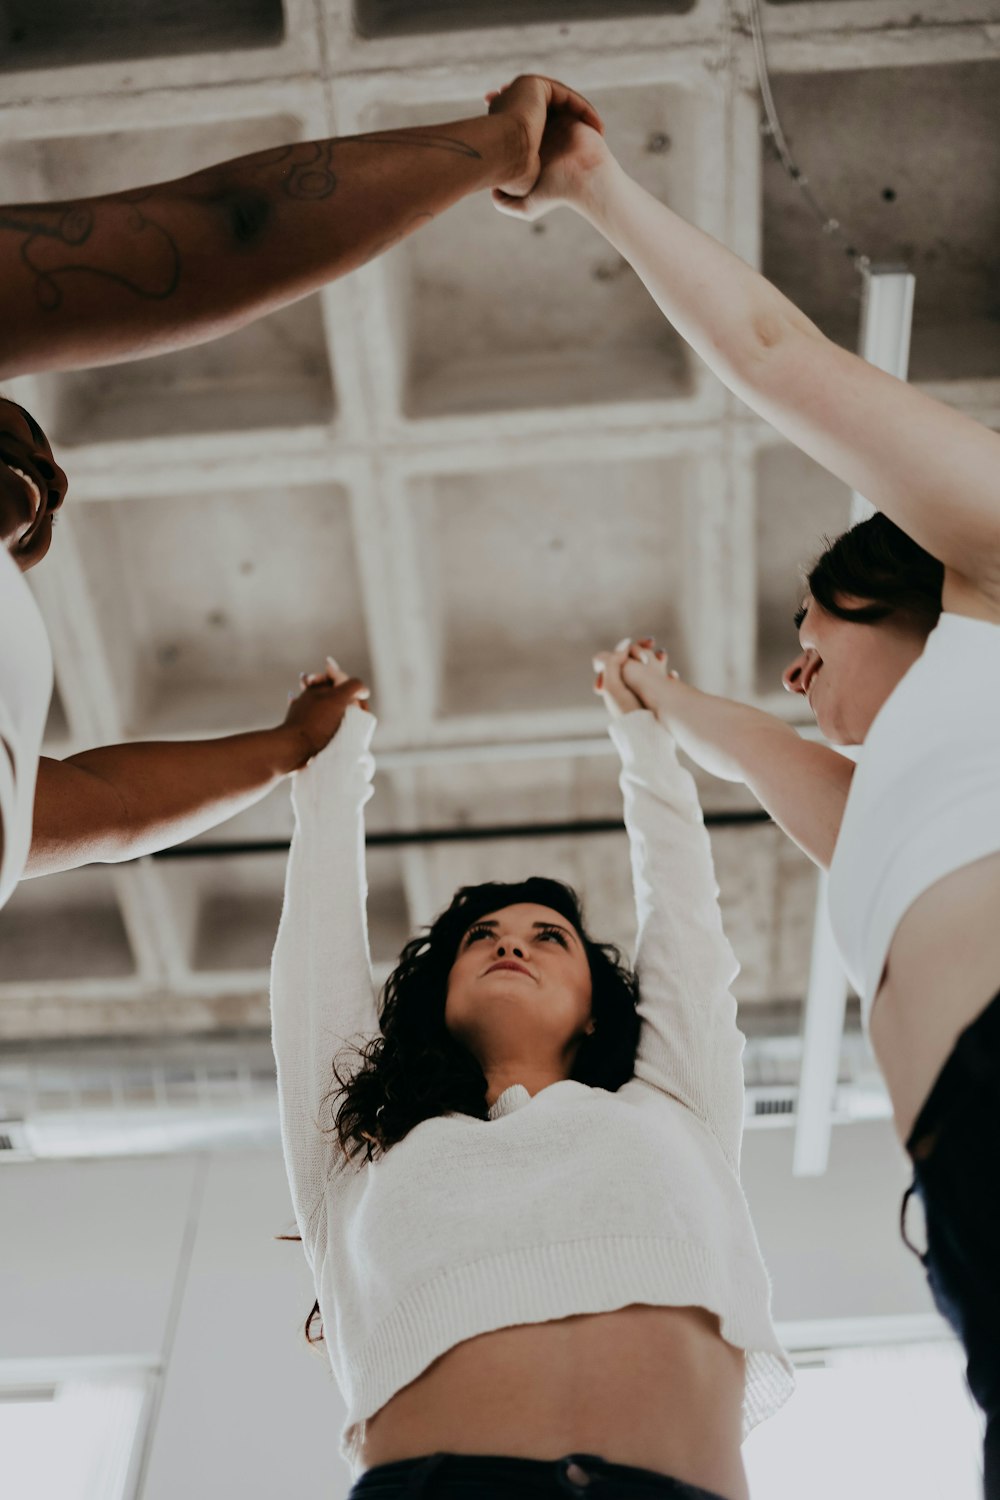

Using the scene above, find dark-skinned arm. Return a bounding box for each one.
[24,669,369,877]
[0,77,601,379]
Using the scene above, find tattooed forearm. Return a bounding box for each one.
[241,133,482,202]
[0,200,180,312]
[360,211,435,265]
[347,132,483,160]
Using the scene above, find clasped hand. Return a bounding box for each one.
[486,75,615,217]
[593,637,680,719]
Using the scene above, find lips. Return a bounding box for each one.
[3,458,42,517]
[485,961,533,979]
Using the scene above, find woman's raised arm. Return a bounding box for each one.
[27,667,368,876]
[0,77,602,380]
[606,641,854,871]
[597,647,748,1169]
[270,684,380,1250]
[493,112,1000,600]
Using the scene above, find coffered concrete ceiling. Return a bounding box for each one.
[1,2,997,1115]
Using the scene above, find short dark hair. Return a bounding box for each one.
[806,512,944,631]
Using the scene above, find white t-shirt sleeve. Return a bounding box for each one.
[0,547,53,909]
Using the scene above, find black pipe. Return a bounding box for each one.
[150,808,771,860]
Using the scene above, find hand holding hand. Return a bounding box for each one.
[485,75,606,202]
[281,656,371,769]
[593,637,680,719]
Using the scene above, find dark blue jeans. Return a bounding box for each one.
[348,1453,729,1499]
[902,988,1000,1499]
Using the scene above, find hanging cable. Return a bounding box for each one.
[745,0,871,276]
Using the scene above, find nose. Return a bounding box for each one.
[495,939,526,960]
[35,452,68,512]
[782,647,814,695]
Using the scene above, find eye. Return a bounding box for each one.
[792,605,807,631]
[538,927,569,949]
[464,924,493,945]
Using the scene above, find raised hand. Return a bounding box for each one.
[282,656,371,768]
[485,76,606,204]
[594,637,680,719]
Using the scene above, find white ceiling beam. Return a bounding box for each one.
[794,265,915,1176]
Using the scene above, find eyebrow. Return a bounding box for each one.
[466,919,578,944]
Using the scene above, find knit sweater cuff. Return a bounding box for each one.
[291,705,377,821]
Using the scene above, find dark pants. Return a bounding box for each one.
[902,988,1000,1499]
[348,1453,729,1500]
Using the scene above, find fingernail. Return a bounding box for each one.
[595,672,604,691]
[639,638,654,648]
[326,655,340,670]
[614,638,631,651]
[656,650,666,660]
[638,649,650,664]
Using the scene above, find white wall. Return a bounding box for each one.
[0,1119,938,1500]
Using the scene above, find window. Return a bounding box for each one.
[0,1366,155,1500]
[744,1339,983,1498]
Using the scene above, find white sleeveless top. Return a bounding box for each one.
[0,547,52,909]
[827,611,1000,1022]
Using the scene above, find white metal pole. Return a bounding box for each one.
[793,265,915,1176]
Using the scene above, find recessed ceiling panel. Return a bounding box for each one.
[409,454,692,718]
[72,483,371,735]
[763,60,1000,382]
[0,0,285,71]
[354,0,695,36]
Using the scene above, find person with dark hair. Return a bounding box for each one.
[500,102,1000,1494]
[270,657,792,1500]
[0,77,600,904]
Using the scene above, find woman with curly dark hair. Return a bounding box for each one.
[270,655,792,1500]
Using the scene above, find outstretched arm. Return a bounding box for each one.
[493,111,1000,600]
[270,678,381,1245]
[596,647,747,1169]
[0,77,601,379]
[25,661,369,876]
[597,640,852,870]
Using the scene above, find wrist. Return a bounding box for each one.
[268,722,315,776]
[572,153,628,229]
[476,111,530,189]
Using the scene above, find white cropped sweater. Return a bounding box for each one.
[270,707,793,1471]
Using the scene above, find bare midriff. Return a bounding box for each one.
[870,850,1000,1144]
[359,1303,749,1500]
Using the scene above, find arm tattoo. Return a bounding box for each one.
[245,142,338,201]
[0,130,480,313]
[0,198,180,312]
[243,132,482,202]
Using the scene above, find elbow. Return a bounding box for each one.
[733,297,825,387]
[213,184,274,248]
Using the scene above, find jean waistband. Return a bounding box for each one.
[351,1451,724,1498]
[907,985,1000,1155]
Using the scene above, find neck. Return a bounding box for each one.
[484,1059,569,1109]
